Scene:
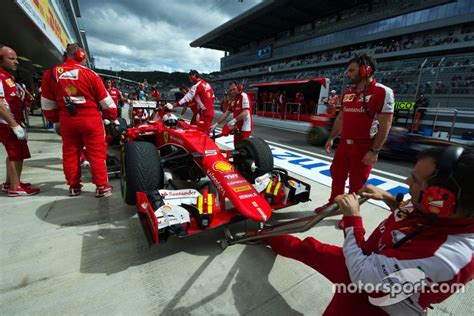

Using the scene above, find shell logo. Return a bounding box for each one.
[65,84,77,95]
[57,67,64,74]
[213,161,234,173]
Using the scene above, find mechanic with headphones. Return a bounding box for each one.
[211,81,252,147]
[0,46,40,196]
[265,146,474,315]
[315,54,395,229]
[175,70,215,133]
[41,43,117,197]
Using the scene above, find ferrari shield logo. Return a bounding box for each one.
[57,67,64,74]
[163,132,169,143]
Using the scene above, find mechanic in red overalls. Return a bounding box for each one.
[150,86,161,103]
[315,54,394,229]
[176,86,199,124]
[105,79,124,108]
[175,70,215,133]
[212,81,252,147]
[0,46,40,196]
[265,147,474,315]
[41,43,117,197]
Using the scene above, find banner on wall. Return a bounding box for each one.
[15,0,69,53]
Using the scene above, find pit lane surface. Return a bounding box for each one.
[1,116,471,315]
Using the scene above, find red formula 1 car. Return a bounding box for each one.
[120,112,311,246]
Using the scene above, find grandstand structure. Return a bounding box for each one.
[193,0,474,115]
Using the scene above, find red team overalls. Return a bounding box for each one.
[329,79,394,203]
[228,91,253,147]
[177,79,215,133]
[41,59,117,188]
[0,68,30,161]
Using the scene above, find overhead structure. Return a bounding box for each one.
[191,0,370,52]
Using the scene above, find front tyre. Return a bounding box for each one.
[121,142,163,205]
[235,137,273,182]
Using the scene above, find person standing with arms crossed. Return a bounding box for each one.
[315,54,394,229]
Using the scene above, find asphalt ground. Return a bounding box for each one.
[0,116,471,315]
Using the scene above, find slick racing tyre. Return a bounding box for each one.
[121,141,163,205]
[307,126,329,146]
[235,137,274,182]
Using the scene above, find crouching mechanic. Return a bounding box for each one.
[41,43,117,197]
[0,46,40,196]
[175,70,215,133]
[211,81,252,147]
[265,146,474,315]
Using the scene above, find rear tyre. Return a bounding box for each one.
[307,126,329,146]
[121,142,163,205]
[235,137,274,182]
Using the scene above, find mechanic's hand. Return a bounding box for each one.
[53,122,61,136]
[335,193,360,217]
[113,119,120,126]
[103,119,111,125]
[227,118,237,128]
[324,138,333,154]
[359,185,389,201]
[362,150,378,165]
[12,124,27,140]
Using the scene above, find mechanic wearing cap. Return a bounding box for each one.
[315,54,394,229]
[0,46,40,196]
[175,70,215,133]
[41,43,117,197]
[212,81,252,147]
[265,147,474,315]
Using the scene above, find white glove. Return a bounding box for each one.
[227,118,237,128]
[211,123,218,131]
[12,125,27,140]
[113,119,120,126]
[103,119,111,125]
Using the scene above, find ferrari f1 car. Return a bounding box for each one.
[120,109,311,246]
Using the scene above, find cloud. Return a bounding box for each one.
[79,0,262,73]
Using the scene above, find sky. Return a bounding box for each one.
[79,0,263,73]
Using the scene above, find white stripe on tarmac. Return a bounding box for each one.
[265,140,407,181]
